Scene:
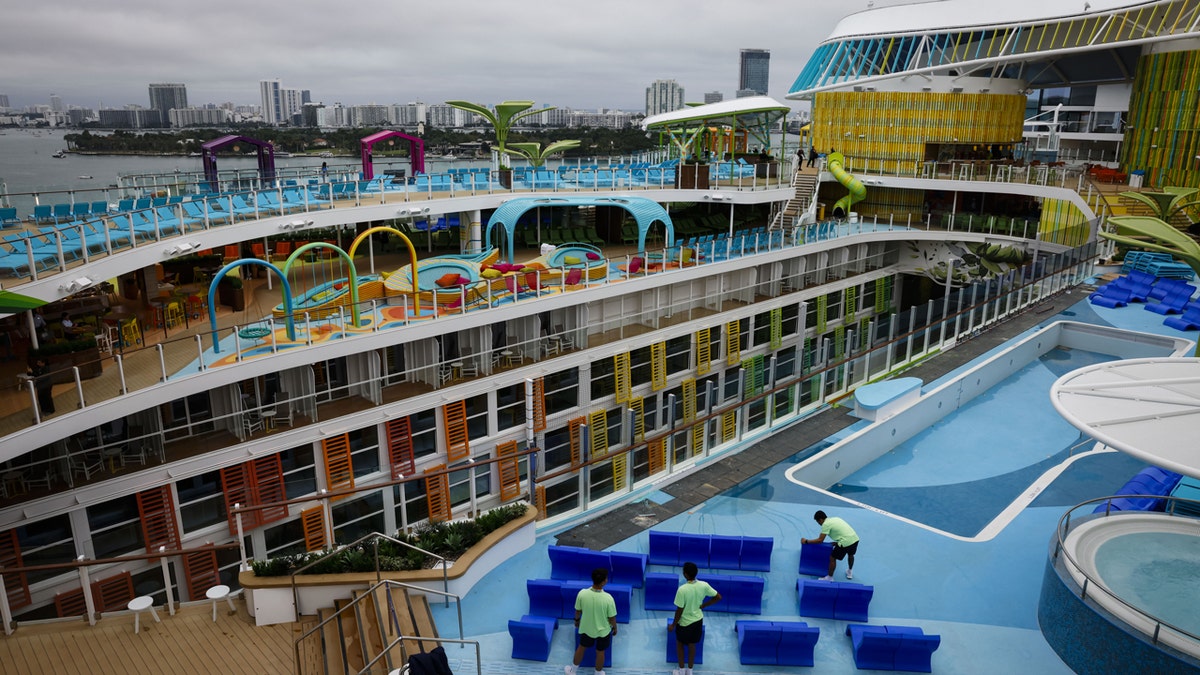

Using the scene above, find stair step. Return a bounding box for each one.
[317,606,350,675]
[334,598,368,673]
[352,589,393,674]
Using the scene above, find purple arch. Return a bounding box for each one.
[360,131,425,180]
[201,135,277,192]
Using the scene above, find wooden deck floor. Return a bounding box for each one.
[0,599,298,675]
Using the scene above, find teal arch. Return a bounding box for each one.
[207,259,296,353]
[280,242,363,328]
[485,196,674,263]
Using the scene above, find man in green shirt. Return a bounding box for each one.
[669,561,721,675]
[565,568,617,675]
[802,509,861,580]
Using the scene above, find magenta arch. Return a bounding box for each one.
[202,135,277,192]
[360,131,425,180]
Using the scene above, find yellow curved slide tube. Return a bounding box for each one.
[826,152,866,218]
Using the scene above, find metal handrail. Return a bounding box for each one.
[1053,494,1200,647]
[288,532,449,616]
[291,578,467,675]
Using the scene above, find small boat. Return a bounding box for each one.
[52,150,67,158]
[77,175,93,180]
[318,152,333,158]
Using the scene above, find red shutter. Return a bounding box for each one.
[183,544,219,603]
[91,571,134,613]
[252,455,288,526]
[0,529,31,610]
[136,485,180,553]
[221,463,258,535]
[54,587,87,619]
[386,416,415,479]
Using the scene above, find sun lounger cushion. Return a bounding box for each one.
[435,273,460,288]
[480,268,501,279]
[564,255,581,265]
[586,252,601,260]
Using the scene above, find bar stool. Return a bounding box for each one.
[206,584,235,621]
[127,595,160,634]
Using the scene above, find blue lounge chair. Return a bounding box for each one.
[0,207,20,228]
[91,201,111,215]
[1164,301,1200,331]
[1145,282,1195,315]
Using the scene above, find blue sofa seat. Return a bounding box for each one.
[648,530,773,571]
[847,624,941,672]
[547,544,649,587]
[665,617,705,664]
[736,620,820,666]
[644,571,764,614]
[798,541,835,576]
[508,614,557,661]
[1093,466,1183,513]
[798,578,874,621]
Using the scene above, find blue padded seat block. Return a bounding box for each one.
[644,572,679,611]
[527,579,563,618]
[665,617,705,664]
[508,614,557,661]
[797,578,838,619]
[707,535,742,570]
[798,541,834,576]
[557,580,632,623]
[776,621,821,667]
[574,626,614,667]
[735,620,780,665]
[717,575,765,614]
[549,545,611,582]
[609,551,648,588]
[649,531,680,566]
[833,581,874,622]
[560,580,589,620]
[847,624,941,673]
[738,536,773,572]
[677,533,711,568]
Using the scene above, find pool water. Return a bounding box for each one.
[1094,531,1200,636]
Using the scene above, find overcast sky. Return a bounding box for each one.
[2,0,891,112]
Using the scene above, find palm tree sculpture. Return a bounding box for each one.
[444,100,552,169]
[505,140,581,168]
[1118,187,1200,230]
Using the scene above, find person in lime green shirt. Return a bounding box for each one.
[802,509,861,580]
[669,561,721,675]
[565,568,617,675]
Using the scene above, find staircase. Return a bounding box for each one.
[774,170,819,229]
[297,584,441,675]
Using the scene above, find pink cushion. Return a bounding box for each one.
[586,252,600,261]
[456,275,471,285]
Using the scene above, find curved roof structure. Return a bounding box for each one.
[1051,357,1200,479]
[487,196,673,262]
[641,96,791,130]
[789,0,1200,97]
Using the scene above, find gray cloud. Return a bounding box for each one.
[1,0,884,111]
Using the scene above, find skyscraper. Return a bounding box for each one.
[49,94,64,112]
[738,49,770,97]
[260,80,283,125]
[645,79,684,116]
[0,94,9,109]
[148,84,188,121]
[704,91,724,104]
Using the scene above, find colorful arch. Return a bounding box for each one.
[281,242,363,328]
[201,135,276,192]
[360,131,426,181]
[486,195,674,262]
[207,259,295,353]
[348,226,421,317]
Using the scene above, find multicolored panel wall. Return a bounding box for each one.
[1122,49,1200,189]
[1039,199,1091,247]
[811,91,1026,175]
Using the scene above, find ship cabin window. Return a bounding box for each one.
[264,518,307,558]
[640,395,658,432]
[280,445,317,498]
[542,426,574,472]
[665,335,690,374]
[463,394,488,440]
[541,472,579,519]
[178,469,226,533]
[313,357,349,402]
[397,479,429,530]
[590,356,616,400]
[496,383,525,432]
[662,386,685,426]
[696,374,718,413]
[87,495,144,559]
[775,346,798,381]
[348,427,381,478]
[332,491,385,542]
[752,310,773,347]
[628,346,652,387]
[723,370,742,401]
[15,514,75,586]
[543,367,579,415]
[732,317,750,350]
[410,409,438,459]
[448,456,491,508]
[163,392,215,440]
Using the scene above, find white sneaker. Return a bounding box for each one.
[819,575,833,581]
[673,669,682,675]
[564,666,576,675]
[846,569,854,580]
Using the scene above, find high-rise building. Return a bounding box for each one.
[260,80,283,125]
[645,79,684,116]
[0,94,9,108]
[704,91,724,104]
[148,84,188,122]
[739,49,770,97]
[49,94,64,112]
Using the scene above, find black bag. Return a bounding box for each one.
[406,646,453,675]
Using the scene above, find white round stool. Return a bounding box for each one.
[127,595,160,634]
[206,584,235,621]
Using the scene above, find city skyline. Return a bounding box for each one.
[0,0,893,111]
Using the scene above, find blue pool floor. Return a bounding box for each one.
[425,294,1195,674]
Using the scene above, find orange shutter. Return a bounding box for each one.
[321,434,355,499]
[386,417,415,479]
[91,571,134,613]
[252,455,288,526]
[568,416,585,469]
[136,486,180,553]
[532,378,546,432]
[221,463,257,535]
[182,544,219,603]
[648,438,666,475]
[442,400,470,462]
[424,464,451,522]
[0,529,30,610]
[497,440,521,501]
[534,485,547,519]
[301,506,328,552]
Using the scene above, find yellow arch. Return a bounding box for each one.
[349,226,421,317]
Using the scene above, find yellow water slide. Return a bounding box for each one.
[825,151,866,218]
